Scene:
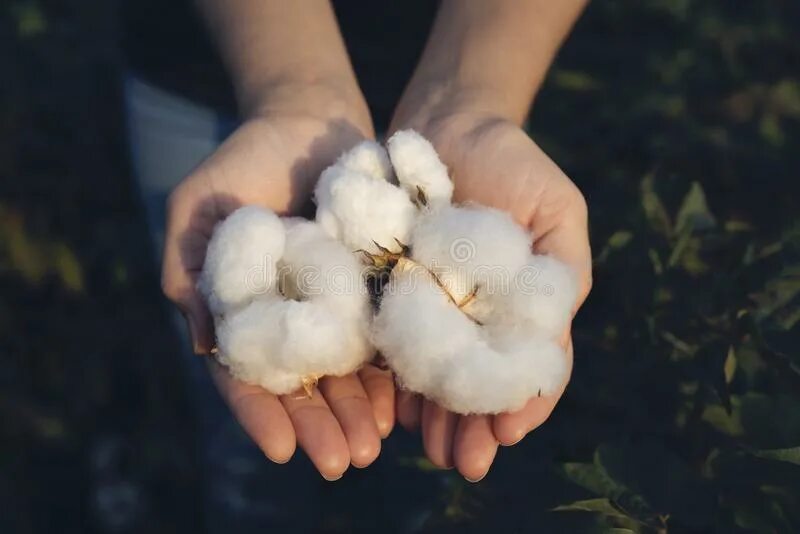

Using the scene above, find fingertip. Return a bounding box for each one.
[376,414,394,440]
[493,396,557,445]
[264,440,296,465]
[318,451,350,481]
[454,416,498,482]
[350,435,381,469]
[493,421,527,447]
[358,366,396,438]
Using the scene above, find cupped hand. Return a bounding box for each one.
[392,112,592,482]
[161,104,396,480]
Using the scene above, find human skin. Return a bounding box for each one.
[390,0,591,482]
[161,0,394,481]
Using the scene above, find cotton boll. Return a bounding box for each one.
[214,300,303,395]
[438,338,567,414]
[268,300,368,378]
[280,220,371,322]
[373,263,481,393]
[216,285,371,395]
[374,262,569,413]
[212,217,373,396]
[336,140,394,182]
[314,165,417,253]
[505,254,578,338]
[387,129,453,206]
[410,205,531,303]
[198,206,285,315]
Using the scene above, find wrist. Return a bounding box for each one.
[390,79,520,137]
[243,76,373,137]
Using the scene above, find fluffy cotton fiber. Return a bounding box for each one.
[335,139,394,182]
[200,209,372,395]
[410,205,532,305]
[372,261,569,414]
[368,150,576,413]
[387,129,453,207]
[201,134,578,411]
[198,206,285,315]
[314,164,417,254]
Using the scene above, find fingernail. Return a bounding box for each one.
[503,432,526,447]
[266,454,290,465]
[322,473,343,482]
[464,472,487,483]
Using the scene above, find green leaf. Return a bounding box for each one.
[703,403,744,436]
[51,242,84,293]
[724,346,737,384]
[750,264,800,321]
[648,249,664,275]
[675,182,717,234]
[706,394,800,448]
[10,0,47,37]
[596,441,716,528]
[553,498,628,518]
[551,70,602,92]
[593,230,634,264]
[752,447,800,466]
[560,463,628,500]
[560,458,656,523]
[608,230,633,249]
[640,174,672,238]
[769,79,800,119]
[398,456,441,472]
[725,219,753,233]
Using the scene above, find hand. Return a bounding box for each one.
[391,111,592,481]
[161,91,396,480]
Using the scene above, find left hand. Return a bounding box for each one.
[390,111,592,482]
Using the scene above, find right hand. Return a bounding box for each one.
[161,92,396,480]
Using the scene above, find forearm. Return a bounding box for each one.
[197,0,368,127]
[393,0,587,129]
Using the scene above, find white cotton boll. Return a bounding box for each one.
[198,206,285,315]
[374,263,569,413]
[268,300,366,378]
[506,254,578,338]
[410,205,531,303]
[336,140,394,182]
[314,165,417,253]
[214,301,303,395]
[213,218,373,396]
[372,263,481,393]
[438,338,567,414]
[387,129,453,206]
[280,220,370,322]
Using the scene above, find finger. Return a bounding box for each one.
[358,364,396,438]
[453,415,498,482]
[280,386,350,480]
[162,186,232,353]
[318,374,381,468]
[421,400,458,469]
[531,185,592,309]
[396,390,422,432]
[209,360,296,463]
[493,339,574,445]
[492,395,559,446]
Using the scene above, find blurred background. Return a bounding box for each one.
[1,1,799,532]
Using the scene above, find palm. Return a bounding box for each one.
[396,117,591,481]
[162,115,395,480]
